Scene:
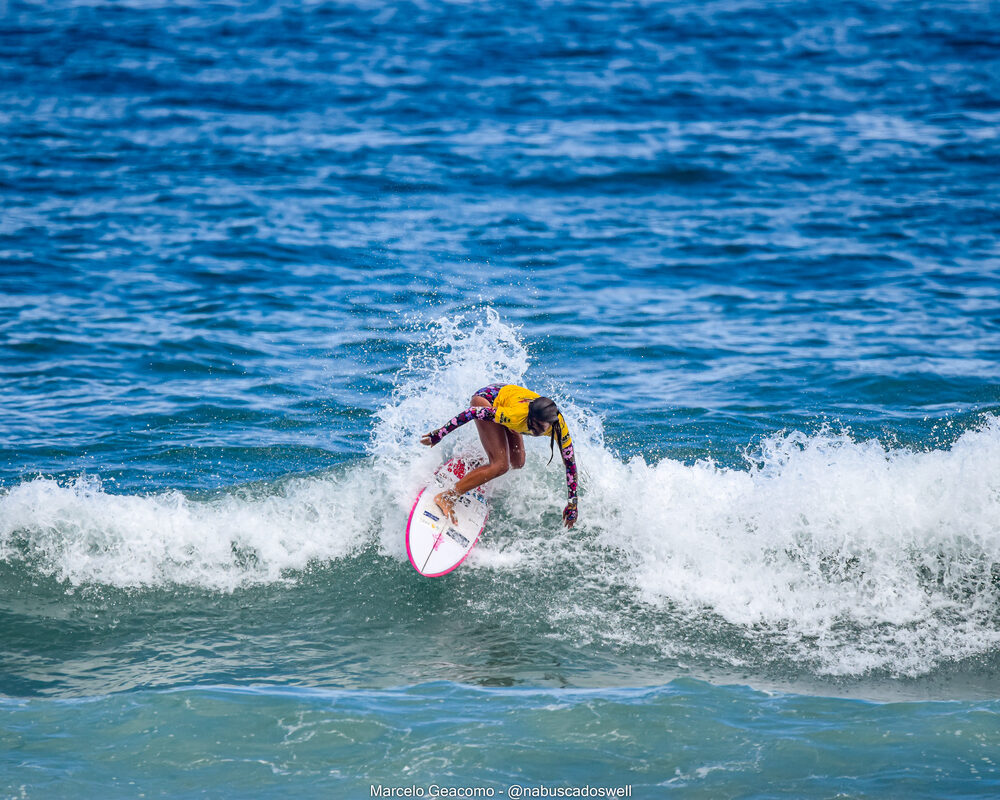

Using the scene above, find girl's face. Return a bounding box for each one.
[529,420,553,436]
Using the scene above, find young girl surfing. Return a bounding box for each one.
[420,383,579,528]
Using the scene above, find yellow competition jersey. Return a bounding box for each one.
[492,385,572,448]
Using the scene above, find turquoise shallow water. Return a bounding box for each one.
[4,682,1000,799]
[3,0,1000,796]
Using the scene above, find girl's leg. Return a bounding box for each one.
[505,428,525,469]
[434,395,510,521]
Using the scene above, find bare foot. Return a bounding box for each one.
[433,490,458,524]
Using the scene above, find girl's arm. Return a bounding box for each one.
[559,422,578,527]
[421,406,497,445]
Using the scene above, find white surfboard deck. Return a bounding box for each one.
[406,456,491,577]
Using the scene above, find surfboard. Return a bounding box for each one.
[406,456,490,577]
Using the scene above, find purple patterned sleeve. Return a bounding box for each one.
[561,442,578,521]
[427,406,496,444]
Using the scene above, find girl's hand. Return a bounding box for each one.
[562,503,578,529]
[420,433,435,446]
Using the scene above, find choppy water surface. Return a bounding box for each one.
[2,0,999,796]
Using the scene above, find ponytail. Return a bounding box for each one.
[548,417,564,464]
[527,396,563,464]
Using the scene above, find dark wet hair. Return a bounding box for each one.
[527,396,562,463]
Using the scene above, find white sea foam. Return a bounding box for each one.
[587,419,1000,675]
[2,310,998,677]
[0,470,375,591]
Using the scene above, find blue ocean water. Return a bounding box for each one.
[2,0,1000,796]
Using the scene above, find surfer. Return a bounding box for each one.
[420,384,578,528]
